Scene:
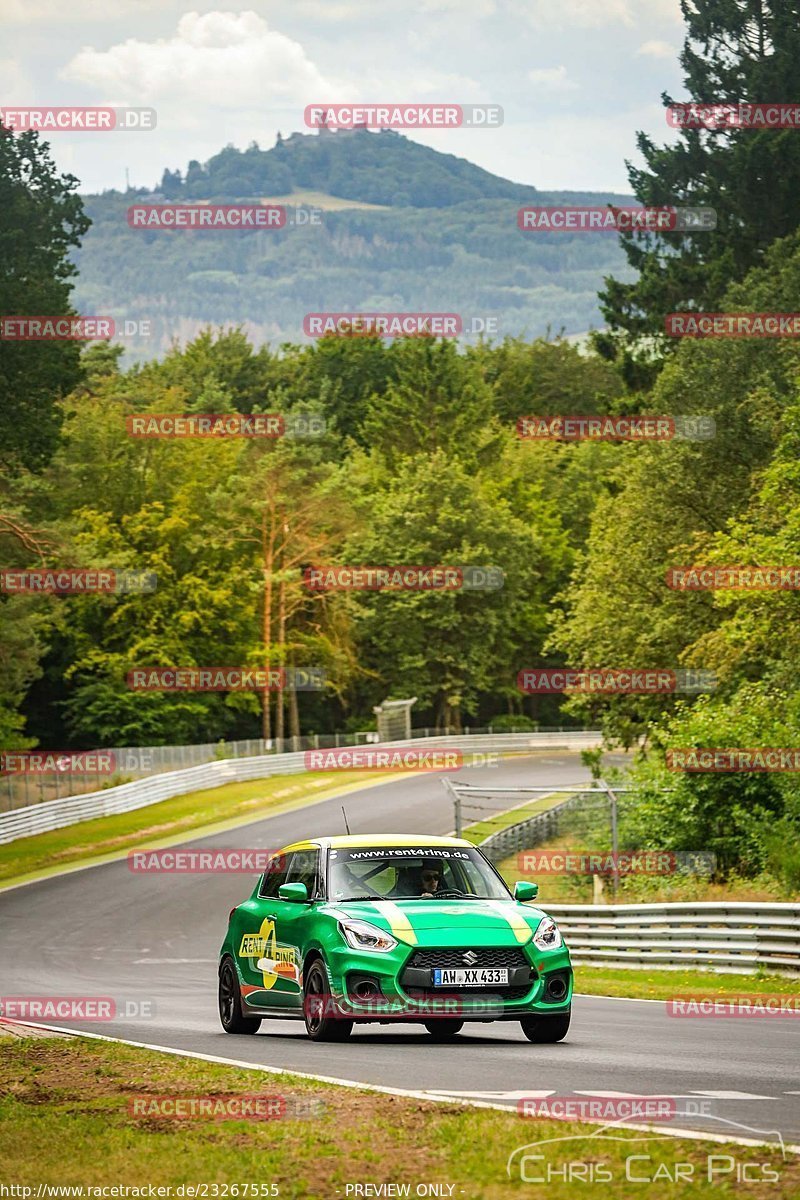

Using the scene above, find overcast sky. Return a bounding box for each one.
[1,0,688,195]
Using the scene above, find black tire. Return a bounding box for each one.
[520,1009,571,1043]
[218,957,261,1034]
[303,960,353,1042]
[424,1019,464,1040]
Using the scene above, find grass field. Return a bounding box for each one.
[0,1032,796,1199]
[574,964,800,1000]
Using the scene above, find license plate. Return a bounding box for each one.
[432,968,509,987]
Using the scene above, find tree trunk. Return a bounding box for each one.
[288,657,301,742]
[261,514,275,742]
[275,569,286,744]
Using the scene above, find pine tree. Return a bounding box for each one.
[600,0,800,356]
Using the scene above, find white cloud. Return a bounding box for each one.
[636,39,676,59]
[527,65,578,92]
[60,10,337,108]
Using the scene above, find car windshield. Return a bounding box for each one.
[327,845,512,902]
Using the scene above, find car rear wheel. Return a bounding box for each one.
[520,1009,570,1043]
[218,958,261,1034]
[424,1019,464,1040]
[303,960,353,1042]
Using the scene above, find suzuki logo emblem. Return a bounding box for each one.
[462,950,478,966]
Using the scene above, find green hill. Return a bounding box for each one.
[157,127,540,208]
[73,129,635,359]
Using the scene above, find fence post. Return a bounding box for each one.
[600,778,620,896]
[442,778,461,837]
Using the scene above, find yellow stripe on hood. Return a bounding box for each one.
[485,900,533,943]
[370,901,418,944]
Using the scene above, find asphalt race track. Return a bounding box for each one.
[1,751,798,1149]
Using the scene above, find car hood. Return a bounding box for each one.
[323,897,545,947]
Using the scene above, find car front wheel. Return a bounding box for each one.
[218,957,261,1034]
[303,960,353,1042]
[520,1009,571,1043]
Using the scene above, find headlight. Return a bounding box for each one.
[533,917,562,951]
[339,918,398,953]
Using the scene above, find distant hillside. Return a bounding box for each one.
[73,129,635,360]
[157,128,540,208]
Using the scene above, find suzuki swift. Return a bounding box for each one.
[218,834,572,1042]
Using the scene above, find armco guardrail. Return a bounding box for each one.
[545,901,800,975]
[1,724,594,809]
[0,731,601,845]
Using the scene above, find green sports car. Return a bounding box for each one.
[218,834,572,1042]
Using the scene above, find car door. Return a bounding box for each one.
[236,851,290,1010]
[254,848,321,1011]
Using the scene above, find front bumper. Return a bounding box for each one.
[326,940,573,1022]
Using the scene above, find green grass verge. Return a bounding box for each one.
[574,964,800,1000]
[0,769,398,889]
[496,832,796,904]
[0,1034,796,1198]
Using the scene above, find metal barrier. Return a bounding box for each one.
[0,724,593,810]
[474,794,584,858]
[544,901,800,975]
[475,787,800,975]
[0,731,601,844]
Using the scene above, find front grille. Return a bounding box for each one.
[405,947,530,970]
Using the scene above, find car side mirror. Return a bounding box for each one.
[278,882,309,903]
[514,880,538,902]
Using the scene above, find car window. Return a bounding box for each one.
[285,848,320,898]
[258,852,290,898]
[328,846,511,901]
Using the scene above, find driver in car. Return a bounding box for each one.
[390,858,444,898]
